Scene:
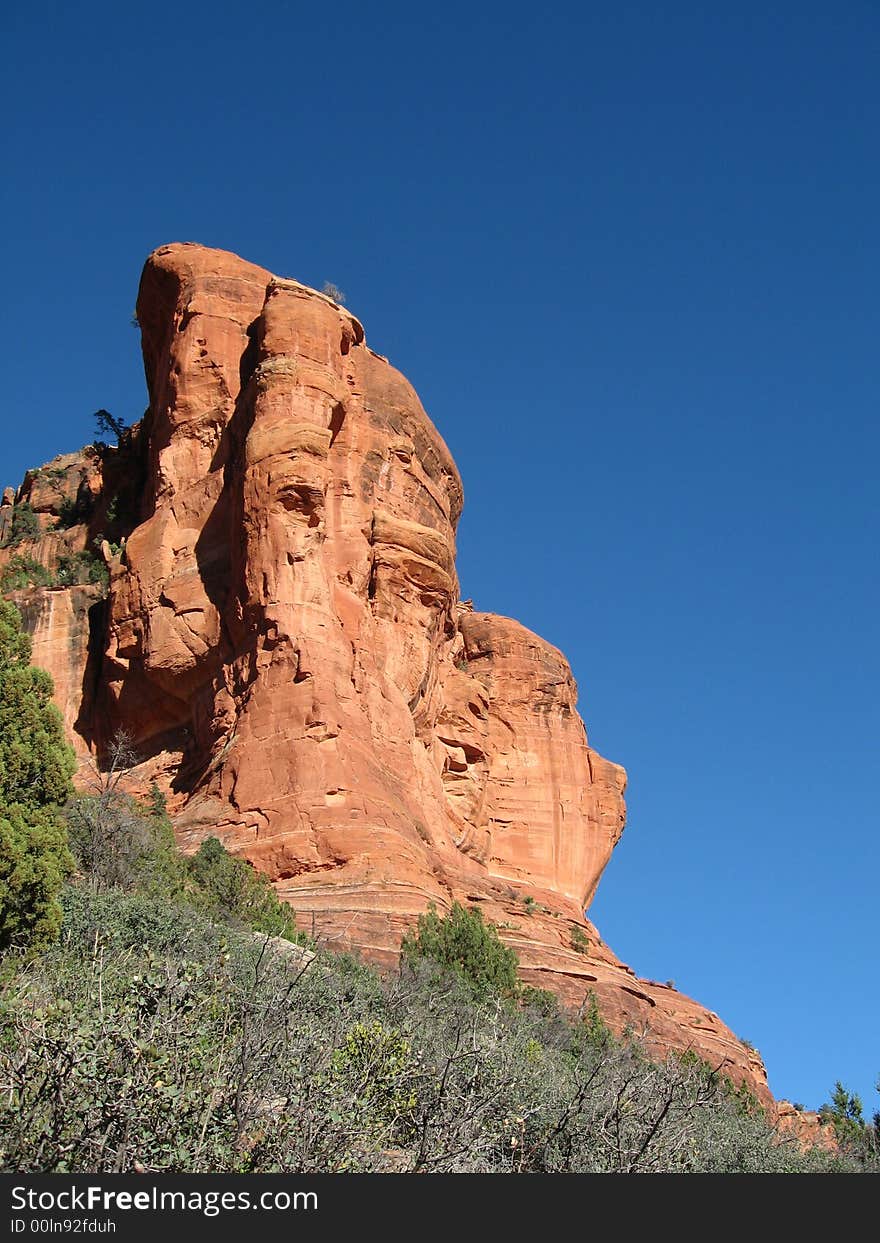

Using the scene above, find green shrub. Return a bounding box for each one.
[570,924,590,954]
[0,601,75,951]
[55,496,82,529]
[0,883,866,1174]
[55,550,108,589]
[400,901,520,1000]
[579,990,613,1050]
[1,503,40,549]
[186,837,303,942]
[65,791,177,895]
[819,1081,880,1166]
[330,1020,416,1131]
[0,602,75,813]
[0,555,53,592]
[520,985,561,1017]
[64,735,299,945]
[0,807,73,952]
[58,884,226,960]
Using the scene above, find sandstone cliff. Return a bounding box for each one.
[1,243,773,1106]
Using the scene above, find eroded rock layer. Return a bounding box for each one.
[1,243,771,1106]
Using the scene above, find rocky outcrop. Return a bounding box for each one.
[2,243,772,1106]
[775,1102,837,1151]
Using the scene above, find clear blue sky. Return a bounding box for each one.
[2,2,877,1114]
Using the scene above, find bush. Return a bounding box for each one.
[520,985,561,1017]
[400,901,520,1000]
[1,503,40,549]
[186,837,303,942]
[0,556,53,592]
[64,730,300,945]
[570,924,590,954]
[0,600,75,951]
[0,551,108,593]
[330,1020,416,1134]
[819,1081,880,1167]
[0,881,868,1174]
[65,792,176,894]
[579,990,613,1051]
[55,550,108,589]
[59,883,230,961]
[321,282,346,304]
[0,807,73,951]
[55,496,84,529]
[0,602,75,813]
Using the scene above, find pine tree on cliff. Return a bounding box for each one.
[0,600,75,950]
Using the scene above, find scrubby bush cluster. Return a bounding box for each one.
[55,495,84,530]
[0,556,54,591]
[818,1081,880,1169]
[0,503,41,549]
[0,600,876,1174]
[1,885,868,1174]
[54,550,108,588]
[1,549,108,593]
[64,738,302,946]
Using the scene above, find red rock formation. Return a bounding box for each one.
[775,1102,837,1152]
[1,242,772,1106]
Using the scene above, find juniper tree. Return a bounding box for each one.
[0,600,75,950]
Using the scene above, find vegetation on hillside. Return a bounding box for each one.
[2,876,876,1173]
[0,600,877,1173]
[63,732,304,946]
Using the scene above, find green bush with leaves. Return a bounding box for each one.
[330,1020,417,1134]
[54,550,108,589]
[0,883,865,1174]
[819,1080,880,1167]
[0,600,75,950]
[0,807,73,952]
[0,555,53,592]
[186,836,303,942]
[1,502,41,549]
[579,990,613,1050]
[400,901,520,1000]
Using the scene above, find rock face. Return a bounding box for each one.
[775,1103,837,1151]
[1,243,772,1106]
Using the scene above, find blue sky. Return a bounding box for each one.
[2,2,877,1113]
